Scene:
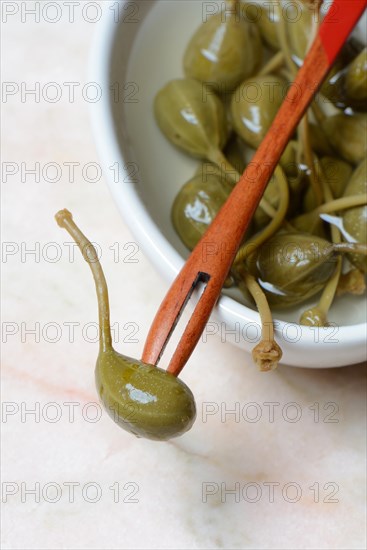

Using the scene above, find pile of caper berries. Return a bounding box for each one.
[154,0,367,340]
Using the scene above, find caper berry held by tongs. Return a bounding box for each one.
[55,210,196,441]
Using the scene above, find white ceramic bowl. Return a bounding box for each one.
[89,0,366,368]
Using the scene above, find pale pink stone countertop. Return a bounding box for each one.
[1,2,366,549]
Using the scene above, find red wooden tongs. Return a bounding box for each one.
[142,0,367,376]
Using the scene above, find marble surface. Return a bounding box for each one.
[1,2,366,549]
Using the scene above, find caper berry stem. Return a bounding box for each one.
[207,148,240,187]
[332,242,367,256]
[242,271,274,340]
[318,194,367,214]
[240,271,282,371]
[311,101,326,124]
[258,197,277,219]
[292,194,367,232]
[306,5,319,49]
[318,257,342,312]
[281,2,322,208]
[275,3,297,77]
[208,148,280,219]
[55,209,112,353]
[295,125,304,168]
[258,51,285,76]
[317,159,341,243]
[299,154,344,327]
[233,165,289,266]
[300,257,342,327]
[299,116,324,206]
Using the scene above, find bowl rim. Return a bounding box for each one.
[88,0,366,366]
